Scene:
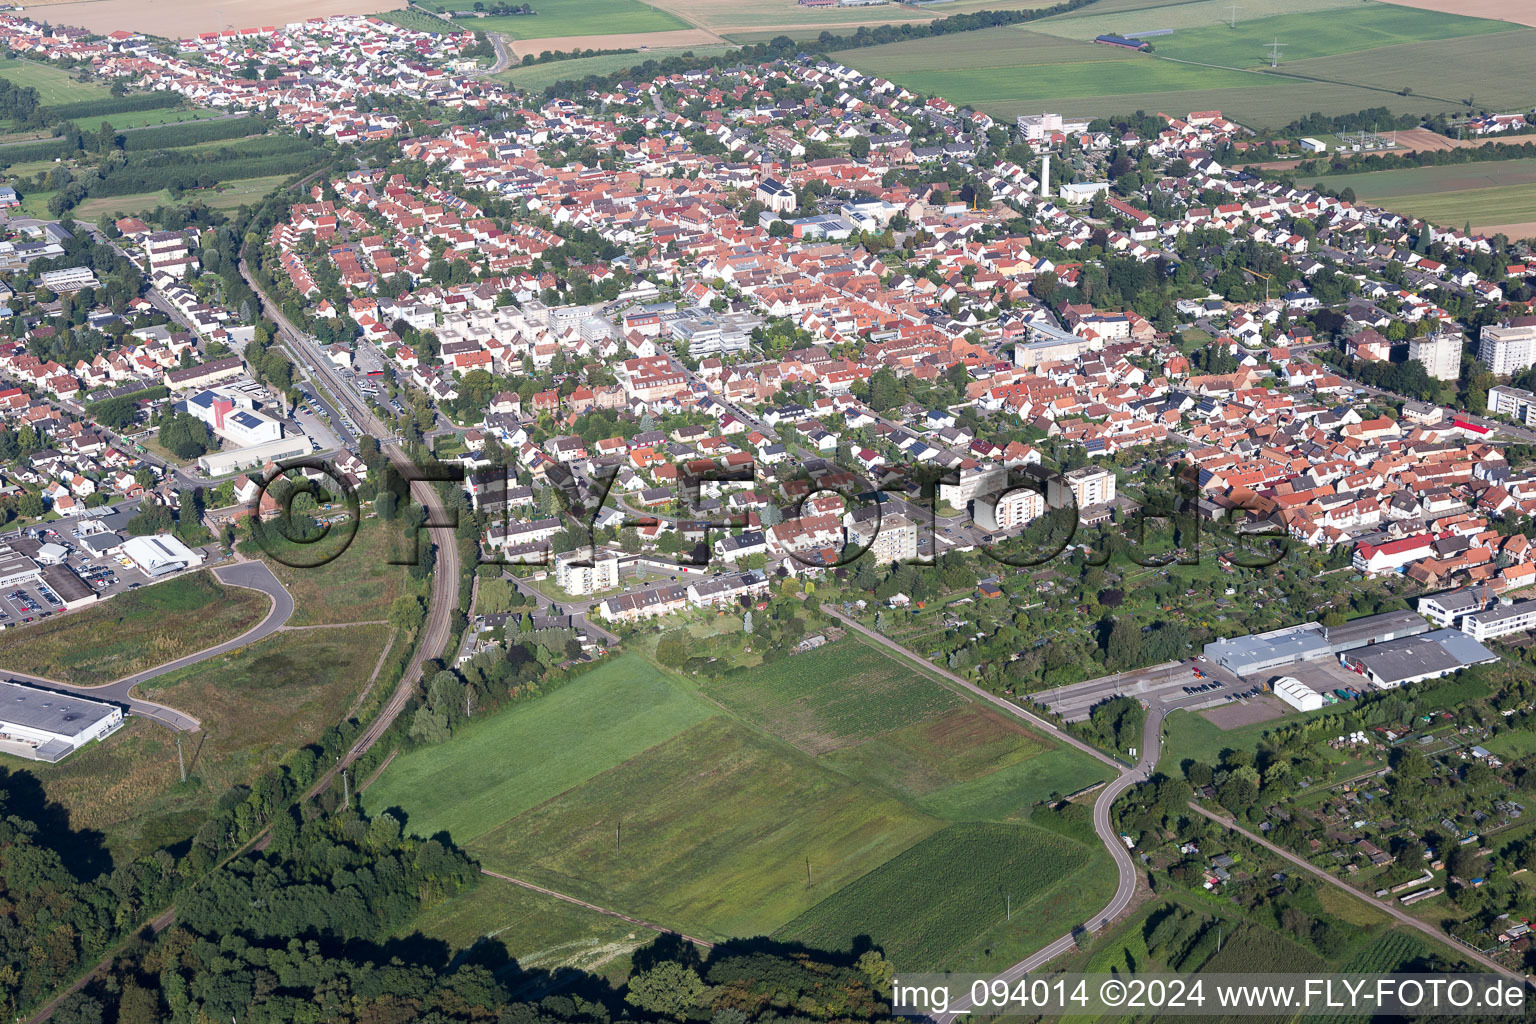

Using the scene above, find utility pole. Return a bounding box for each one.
[1006,894,1012,920]
[342,768,350,807]
[616,820,621,855]
[1224,3,1240,28]
[176,732,186,783]
[806,856,812,885]
[1267,39,1284,68]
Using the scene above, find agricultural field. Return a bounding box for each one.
[823,705,1108,820]
[20,0,401,37]
[699,637,963,754]
[1313,158,1536,236]
[363,655,715,842]
[370,635,1114,960]
[415,0,688,39]
[0,570,268,686]
[34,625,388,860]
[68,107,231,132]
[495,45,733,90]
[774,822,1114,972]
[0,57,109,105]
[836,0,1534,128]
[467,714,939,938]
[1130,7,1511,67]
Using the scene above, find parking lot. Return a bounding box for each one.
[0,526,144,629]
[1035,657,1263,722]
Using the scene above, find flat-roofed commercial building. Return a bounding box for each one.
[0,680,122,762]
[1205,610,1430,675]
[121,534,204,578]
[0,547,40,588]
[1340,629,1498,689]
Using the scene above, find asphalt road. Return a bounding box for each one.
[821,605,1157,1017]
[2,560,293,732]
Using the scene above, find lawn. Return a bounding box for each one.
[363,654,715,842]
[256,518,408,626]
[0,57,109,105]
[774,822,1115,972]
[1485,726,1536,759]
[0,570,268,686]
[699,636,963,754]
[466,715,940,938]
[417,0,688,38]
[34,625,388,860]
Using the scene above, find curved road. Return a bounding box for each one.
[821,605,1156,1016]
[1,561,293,732]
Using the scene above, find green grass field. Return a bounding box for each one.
[775,822,1115,972]
[823,705,1108,820]
[0,571,268,686]
[364,655,715,842]
[700,638,963,754]
[256,519,408,626]
[0,57,110,105]
[370,639,1118,959]
[417,0,688,39]
[467,714,940,938]
[1312,158,1536,234]
[836,5,1533,128]
[70,107,231,133]
[35,625,388,860]
[406,876,644,980]
[495,46,734,90]
[1136,6,1511,68]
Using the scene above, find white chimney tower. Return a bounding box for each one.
[1039,152,1050,199]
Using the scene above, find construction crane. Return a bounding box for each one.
[1242,267,1272,303]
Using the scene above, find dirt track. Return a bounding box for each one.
[17,0,401,36]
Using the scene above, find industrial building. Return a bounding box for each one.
[121,534,204,578]
[1204,610,1429,676]
[0,680,122,762]
[197,434,311,476]
[1340,629,1497,689]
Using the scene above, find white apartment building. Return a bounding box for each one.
[974,487,1046,532]
[1407,331,1462,381]
[1488,384,1536,427]
[1050,466,1116,511]
[1479,322,1536,376]
[1461,598,1536,642]
[553,548,620,596]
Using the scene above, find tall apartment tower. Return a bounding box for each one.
[1407,331,1462,381]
